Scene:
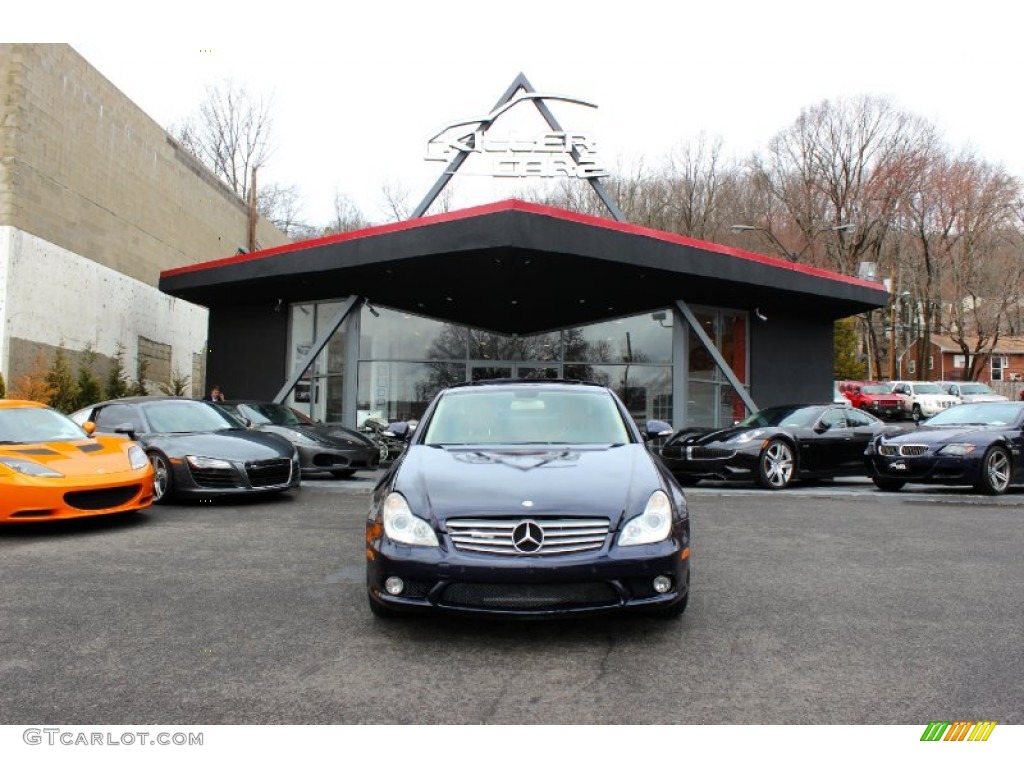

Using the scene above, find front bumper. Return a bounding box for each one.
[296,444,380,475]
[867,453,976,485]
[0,469,153,523]
[170,456,301,497]
[659,445,757,482]
[366,534,690,618]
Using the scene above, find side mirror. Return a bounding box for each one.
[113,422,137,440]
[643,419,674,441]
[384,421,411,441]
[82,420,97,436]
[814,422,830,434]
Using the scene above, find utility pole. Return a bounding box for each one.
[247,165,258,252]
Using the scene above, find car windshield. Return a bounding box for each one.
[237,403,304,427]
[0,406,88,444]
[921,402,1024,427]
[142,400,242,433]
[737,405,824,429]
[911,383,944,395]
[861,385,890,394]
[423,388,631,445]
[957,383,994,395]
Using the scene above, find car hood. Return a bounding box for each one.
[0,438,139,475]
[142,429,294,460]
[959,395,1009,403]
[678,426,759,446]
[259,424,372,448]
[885,425,999,443]
[393,444,661,527]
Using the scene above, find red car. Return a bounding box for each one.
[844,382,906,421]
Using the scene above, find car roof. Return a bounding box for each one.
[85,396,205,408]
[0,399,50,409]
[444,378,608,392]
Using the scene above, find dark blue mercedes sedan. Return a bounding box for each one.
[365,380,690,619]
[867,401,1024,494]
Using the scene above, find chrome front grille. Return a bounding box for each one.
[879,444,929,457]
[447,518,610,556]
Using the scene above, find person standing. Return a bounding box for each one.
[205,385,225,402]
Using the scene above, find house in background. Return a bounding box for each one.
[902,334,1024,390]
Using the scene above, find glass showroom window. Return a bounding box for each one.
[563,312,673,424]
[686,309,748,429]
[357,305,467,425]
[286,301,348,423]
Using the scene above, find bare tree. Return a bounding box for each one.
[175,79,274,200]
[749,95,936,275]
[905,152,1023,378]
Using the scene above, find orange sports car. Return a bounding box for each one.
[0,400,154,523]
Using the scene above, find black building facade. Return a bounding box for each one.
[160,200,888,430]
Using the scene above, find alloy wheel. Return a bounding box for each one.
[758,440,794,489]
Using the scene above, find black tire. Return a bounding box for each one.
[368,593,401,619]
[757,439,795,490]
[912,404,923,423]
[149,452,174,504]
[974,446,1011,495]
[330,469,356,478]
[872,477,906,492]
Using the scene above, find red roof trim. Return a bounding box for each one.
[160,198,887,293]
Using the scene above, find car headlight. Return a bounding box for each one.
[618,490,673,547]
[283,429,319,446]
[128,445,148,470]
[937,443,975,456]
[186,455,233,470]
[0,457,64,478]
[381,492,439,547]
[727,429,765,444]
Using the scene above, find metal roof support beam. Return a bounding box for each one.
[674,299,758,416]
[272,295,361,404]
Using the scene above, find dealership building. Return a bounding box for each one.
[161,199,888,430]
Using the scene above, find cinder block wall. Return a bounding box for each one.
[0,44,288,284]
[0,44,290,391]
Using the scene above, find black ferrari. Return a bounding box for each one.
[659,403,904,489]
[866,401,1024,494]
[70,397,301,503]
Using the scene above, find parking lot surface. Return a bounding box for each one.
[1,476,1022,724]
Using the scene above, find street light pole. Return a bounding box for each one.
[730,223,856,262]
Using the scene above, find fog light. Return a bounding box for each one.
[653,576,672,594]
[384,577,405,596]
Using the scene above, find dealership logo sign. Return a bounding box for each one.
[425,92,608,179]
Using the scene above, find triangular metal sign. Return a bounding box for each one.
[411,73,625,221]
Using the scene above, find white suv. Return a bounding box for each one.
[889,381,959,422]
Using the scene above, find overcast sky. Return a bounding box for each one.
[11,1,1024,229]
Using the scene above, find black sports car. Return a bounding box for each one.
[867,401,1024,494]
[659,403,904,489]
[365,379,690,619]
[217,400,380,478]
[70,397,300,503]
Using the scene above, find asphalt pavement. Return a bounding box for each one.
[1,476,1022,725]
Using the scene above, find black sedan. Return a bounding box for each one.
[217,400,380,478]
[365,380,690,619]
[867,401,1024,494]
[70,397,300,503]
[659,403,903,489]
